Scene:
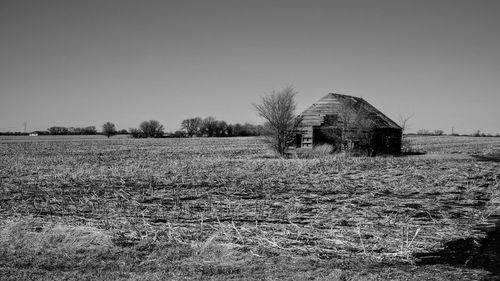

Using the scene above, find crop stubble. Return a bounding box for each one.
[0,136,499,277]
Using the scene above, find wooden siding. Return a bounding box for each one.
[295,93,402,154]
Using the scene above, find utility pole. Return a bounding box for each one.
[24,122,27,133]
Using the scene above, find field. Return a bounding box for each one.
[1,135,499,280]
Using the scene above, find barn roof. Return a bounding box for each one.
[298,93,401,130]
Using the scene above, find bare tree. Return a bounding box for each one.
[129,128,145,138]
[253,86,298,155]
[102,122,117,138]
[181,117,202,137]
[201,116,218,137]
[139,120,164,138]
[398,114,414,134]
[337,100,359,151]
[214,120,228,137]
[398,114,414,153]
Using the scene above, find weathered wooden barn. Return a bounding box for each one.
[295,93,402,155]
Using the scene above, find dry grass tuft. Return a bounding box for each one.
[295,144,334,159]
[191,231,246,265]
[0,217,113,254]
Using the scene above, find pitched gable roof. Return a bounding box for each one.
[298,93,401,129]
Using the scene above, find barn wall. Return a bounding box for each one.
[295,126,402,155]
[294,93,402,154]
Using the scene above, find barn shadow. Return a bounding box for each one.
[472,153,500,163]
[414,215,500,277]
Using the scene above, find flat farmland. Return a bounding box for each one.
[0,136,499,280]
[407,135,500,155]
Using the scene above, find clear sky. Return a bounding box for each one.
[1,0,499,134]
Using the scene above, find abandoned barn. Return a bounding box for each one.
[295,93,402,155]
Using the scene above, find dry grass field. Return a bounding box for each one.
[0,135,499,280]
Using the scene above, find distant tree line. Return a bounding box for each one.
[129,120,165,138]
[470,130,499,137]
[0,131,50,136]
[47,126,98,135]
[127,117,263,139]
[0,119,264,138]
[3,122,499,139]
[6,118,498,139]
[414,129,444,136]
[409,129,500,137]
[42,126,128,136]
[178,117,263,138]
[0,126,127,136]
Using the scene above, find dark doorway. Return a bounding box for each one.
[313,127,341,149]
[295,134,302,147]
